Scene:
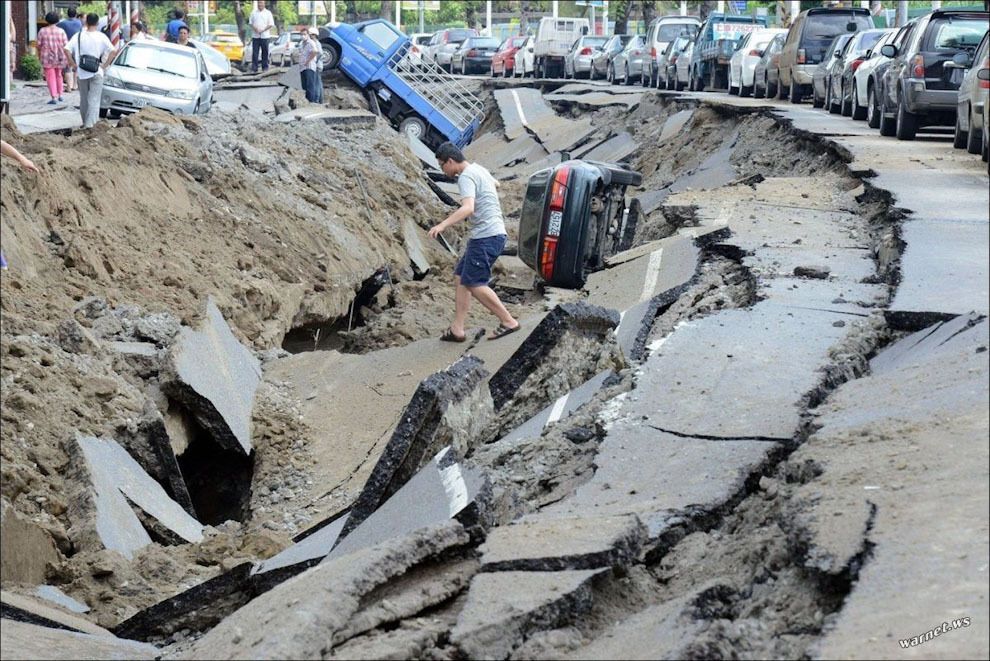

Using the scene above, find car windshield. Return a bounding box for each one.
[926,18,987,51]
[583,37,607,48]
[658,23,697,41]
[117,43,198,78]
[448,29,477,43]
[854,30,886,52]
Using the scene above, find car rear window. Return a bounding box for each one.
[448,29,478,43]
[415,35,432,45]
[923,16,987,52]
[657,23,698,42]
[469,38,500,48]
[800,12,873,62]
[519,171,550,269]
[584,37,607,48]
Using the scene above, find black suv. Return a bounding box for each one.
[877,8,989,139]
[518,160,642,289]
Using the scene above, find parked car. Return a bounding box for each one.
[657,34,685,89]
[690,12,768,91]
[514,36,536,77]
[851,29,899,120]
[564,35,607,79]
[664,34,694,92]
[188,38,232,76]
[811,33,854,111]
[645,15,700,87]
[832,29,892,115]
[534,16,591,78]
[675,38,696,91]
[101,40,214,117]
[778,6,874,102]
[518,160,642,289]
[729,28,786,96]
[426,27,478,71]
[492,35,527,76]
[451,36,500,75]
[406,32,433,66]
[591,34,633,80]
[202,31,243,64]
[612,35,648,85]
[270,30,304,66]
[754,33,785,98]
[877,8,988,139]
[953,30,990,155]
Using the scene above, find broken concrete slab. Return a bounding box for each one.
[588,235,700,313]
[1,590,107,636]
[870,312,984,376]
[329,447,491,560]
[252,513,349,575]
[273,106,377,127]
[162,297,261,455]
[212,86,284,113]
[0,500,60,584]
[580,132,638,164]
[0,619,158,661]
[465,134,547,170]
[567,593,702,659]
[328,617,450,660]
[545,92,643,109]
[658,108,695,143]
[450,569,605,660]
[479,514,645,572]
[492,87,597,153]
[34,586,89,614]
[407,134,440,170]
[488,303,620,412]
[402,218,431,277]
[500,370,614,445]
[181,522,470,659]
[67,434,203,559]
[338,356,491,540]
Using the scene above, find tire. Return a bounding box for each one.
[967,109,982,155]
[774,75,785,100]
[399,116,427,141]
[729,83,739,95]
[827,82,839,114]
[867,85,881,129]
[607,64,614,83]
[841,82,852,116]
[852,84,867,121]
[895,97,917,140]
[595,164,642,186]
[982,126,989,163]
[323,43,340,70]
[813,83,824,108]
[624,66,633,86]
[99,108,108,119]
[740,84,752,98]
[878,88,897,136]
[789,78,801,103]
[954,112,969,148]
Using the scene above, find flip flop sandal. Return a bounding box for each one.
[440,328,466,343]
[488,324,520,340]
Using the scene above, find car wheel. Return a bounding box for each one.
[813,83,824,108]
[895,96,917,140]
[740,83,752,98]
[775,75,786,100]
[840,82,852,116]
[827,82,839,114]
[878,88,897,136]
[324,44,340,70]
[399,116,427,141]
[967,109,982,155]
[953,111,969,149]
[852,84,867,121]
[867,85,881,129]
[624,66,633,86]
[607,64,614,83]
[789,78,801,103]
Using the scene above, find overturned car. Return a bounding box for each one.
[518,160,642,289]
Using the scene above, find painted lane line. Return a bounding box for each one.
[437,455,469,518]
[510,89,529,128]
[640,248,664,302]
[545,393,570,427]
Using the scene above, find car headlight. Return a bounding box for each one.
[168,89,196,99]
[104,75,124,88]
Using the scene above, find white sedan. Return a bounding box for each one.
[514,37,535,77]
[729,28,786,97]
[850,29,898,121]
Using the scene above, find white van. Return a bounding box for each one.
[644,15,701,87]
[534,16,591,78]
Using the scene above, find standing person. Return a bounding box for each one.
[298,26,319,102]
[64,14,116,129]
[428,142,520,342]
[249,0,275,73]
[166,9,186,43]
[38,12,68,104]
[0,140,39,270]
[57,7,83,92]
[130,21,149,41]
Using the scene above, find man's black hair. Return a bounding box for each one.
[45,11,59,25]
[67,7,77,18]
[435,142,466,164]
[85,13,99,26]
[175,9,185,19]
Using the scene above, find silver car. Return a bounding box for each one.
[613,35,648,85]
[564,35,607,79]
[102,40,214,117]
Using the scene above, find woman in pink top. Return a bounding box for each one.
[37,12,68,103]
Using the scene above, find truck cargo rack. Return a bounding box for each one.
[387,45,486,132]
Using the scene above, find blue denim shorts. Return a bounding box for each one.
[455,234,506,287]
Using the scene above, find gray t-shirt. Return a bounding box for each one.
[457,162,506,240]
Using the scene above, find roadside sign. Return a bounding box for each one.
[400,1,441,10]
[731,1,748,13]
[575,0,605,6]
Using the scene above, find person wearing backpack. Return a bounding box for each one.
[64,13,116,129]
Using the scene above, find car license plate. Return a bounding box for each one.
[547,210,563,236]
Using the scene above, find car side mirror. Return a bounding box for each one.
[834,49,842,57]
[201,72,207,81]
[880,44,896,58]
[952,51,972,67]
[846,21,858,32]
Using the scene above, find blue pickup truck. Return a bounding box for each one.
[689,13,769,91]
[318,19,485,149]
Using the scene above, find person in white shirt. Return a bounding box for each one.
[298,27,321,103]
[249,0,275,73]
[64,13,116,129]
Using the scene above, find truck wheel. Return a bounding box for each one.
[322,43,340,70]
[399,116,427,141]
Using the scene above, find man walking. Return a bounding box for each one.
[249,0,275,73]
[64,13,116,129]
[57,7,82,92]
[428,142,520,342]
[298,26,320,103]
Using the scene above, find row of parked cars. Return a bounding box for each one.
[671,7,989,166]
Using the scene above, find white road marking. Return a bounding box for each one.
[546,393,570,426]
[436,449,469,517]
[640,248,664,302]
[510,89,529,128]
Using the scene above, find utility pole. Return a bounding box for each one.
[603,0,609,35]
[895,0,908,26]
[202,0,209,37]
[553,1,559,19]
[931,1,941,8]
[395,0,400,30]
[681,1,687,14]
[418,0,424,33]
[717,0,724,13]
[486,0,492,36]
